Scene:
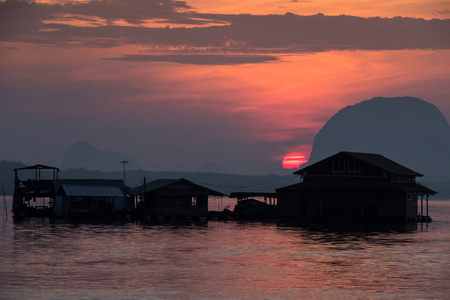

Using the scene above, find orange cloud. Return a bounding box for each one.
[188,0,450,19]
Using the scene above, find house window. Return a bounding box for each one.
[348,161,361,173]
[332,160,346,173]
[191,196,198,206]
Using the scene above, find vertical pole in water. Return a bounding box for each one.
[421,195,424,216]
[143,177,147,221]
[426,194,429,217]
[3,186,7,221]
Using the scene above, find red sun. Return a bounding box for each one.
[282,153,307,169]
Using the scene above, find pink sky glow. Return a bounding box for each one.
[0,0,449,174]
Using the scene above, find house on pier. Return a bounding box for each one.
[132,178,225,220]
[53,179,131,218]
[276,151,436,222]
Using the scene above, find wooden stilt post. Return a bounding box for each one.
[3,186,7,221]
[426,194,429,217]
[143,177,147,220]
[421,195,423,216]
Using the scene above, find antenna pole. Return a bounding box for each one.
[120,160,129,186]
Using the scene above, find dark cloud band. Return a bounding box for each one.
[103,54,279,65]
[1,1,449,53]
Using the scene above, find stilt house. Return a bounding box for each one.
[12,165,132,219]
[276,151,436,222]
[53,179,130,218]
[132,178,224,219]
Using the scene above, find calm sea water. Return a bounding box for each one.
[1,197,449,300]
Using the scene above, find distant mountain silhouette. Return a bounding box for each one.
[306,97,450,181]
[0,159,293,196]
[60,141,141,172]
[198,162,230,173]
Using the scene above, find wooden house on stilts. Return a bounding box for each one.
[12,164,132,219]
[276,152,436,222]
[53,179,131,218]
[132,178,225,220]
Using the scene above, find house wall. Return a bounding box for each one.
[159,195,208,217]
[113,197,127,210]
[54,196,68,217]
[278,190,415,221]
[377,192,405,217]
[406,193,418,218]
[54,196,126,217]
[279,192,365,219]
[144,192,208,217]
[276,191,300,218]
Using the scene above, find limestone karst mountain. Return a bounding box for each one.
[60,141,141,172]
[306,96,450,181]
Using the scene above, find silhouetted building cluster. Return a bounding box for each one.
[12,152,436,223]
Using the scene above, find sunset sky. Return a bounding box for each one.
[1,0,449,174]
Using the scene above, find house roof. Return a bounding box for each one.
[130,179,178,195]
[53,179,125,195]
[59,184,125,197]
[276,181,436,194]
[14,164,60,171]
[295,151,423,177]
[130,178,225,196]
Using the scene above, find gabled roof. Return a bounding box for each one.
[53,179,125,195]
[14,164,60,171]
[131,179,178,195]
[130,178,225,196]
[59,184,125,197]
[294,151,423,177]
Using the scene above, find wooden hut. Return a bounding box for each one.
[132,178,224,220]
[276,151,436,222]
[53,179,129,218]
